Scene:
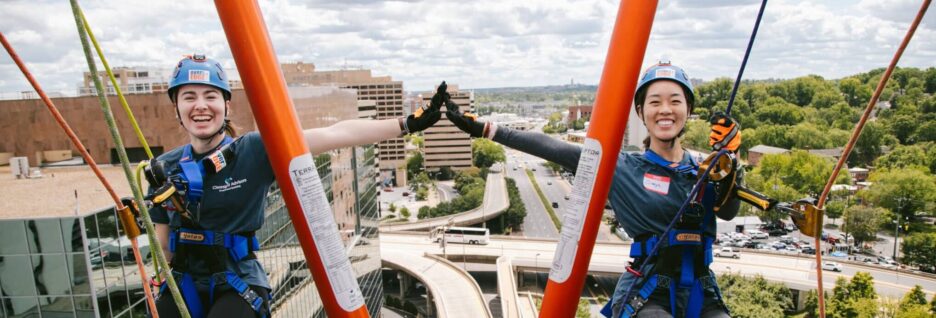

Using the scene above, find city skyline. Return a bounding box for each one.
[1,0,934,96]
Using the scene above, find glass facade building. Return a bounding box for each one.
[0,144,382,317]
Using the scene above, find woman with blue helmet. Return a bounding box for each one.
[149,55,447,318]
[445,61,741,318]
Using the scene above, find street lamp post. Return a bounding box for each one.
[535,253,541,291]
[893,196,909,261]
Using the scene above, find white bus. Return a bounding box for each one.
[432,226,490,245]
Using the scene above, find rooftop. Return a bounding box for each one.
[748,145,789,154]
[0,165,131,220]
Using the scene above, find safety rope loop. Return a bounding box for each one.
[724,0,768,116]
[620,149,729,312]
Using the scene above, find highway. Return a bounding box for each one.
[505,149,558,239]
[381,232,936,301]
[379,170,509,232]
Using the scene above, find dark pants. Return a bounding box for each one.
[155,285,270,318]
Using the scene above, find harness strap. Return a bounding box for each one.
[643,149,698,176]
[178,272,206,318]
[169,228,259,263]
[177,136,234,204]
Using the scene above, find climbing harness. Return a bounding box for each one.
[607,150,729,317]
[144,137,270,318]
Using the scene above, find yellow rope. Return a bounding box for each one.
[78,8,154,159]
[73,4,188,317]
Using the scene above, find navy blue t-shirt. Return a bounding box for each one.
[149,132,275,289]
[608,152,721,239]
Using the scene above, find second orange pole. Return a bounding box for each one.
[214,1,370,317]
[539,1,658,316]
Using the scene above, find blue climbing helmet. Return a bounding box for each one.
[168,54,231,102]
[634,60,695,111]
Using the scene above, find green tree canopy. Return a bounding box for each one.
[902,233,936,272]
[839,77,873,107]
[406,152,424,179]
[748,150,849,197]
[901,285,928,308]
[717,273,793,318]
[471,138,506,169]
[754,101,804,126]
[864,167,936,219]
[843,205,886,246]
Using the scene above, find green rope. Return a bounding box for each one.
[76,4,163,283]
[68,1,189,317]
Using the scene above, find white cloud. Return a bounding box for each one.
[0,0,933,96]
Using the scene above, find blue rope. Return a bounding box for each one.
[725,0,768,116]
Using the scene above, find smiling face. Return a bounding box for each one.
[174,84,228,140]
[638,80,690,144]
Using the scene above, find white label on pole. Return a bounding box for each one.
[289,154,365,311]
[549,138,602,283]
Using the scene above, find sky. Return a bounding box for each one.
[0,0,933,97]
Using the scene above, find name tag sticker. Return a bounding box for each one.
[643,173,670,195]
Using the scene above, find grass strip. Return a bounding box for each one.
[526,169,561,231]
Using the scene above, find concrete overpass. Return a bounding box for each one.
[381,231,936,317]
[379,169,509,232]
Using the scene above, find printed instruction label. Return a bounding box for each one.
[549,138,602,283]
[289,154,365,311]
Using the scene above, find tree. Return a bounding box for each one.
[748,150,849,197]
[828,273,878,318]
[418,206,431,219]
[850,121,893,167]
[416,188,428,201]
[875,144,931,173]
[864,168,936,220]
[901,285,928,308]
[681,119,710,151]
[901,233,936,273]
[472,138,506,169]
[754,102,804,126]
[696,77,734,110]
[885,114,920,144]
[406,152,424,179]
[839,77,873,107]
[842,205,885,246]
[389,203,396,213]
[717,273,793,318]
[502,178,527,232]
[399,207,410,219]
[411,135,424,149]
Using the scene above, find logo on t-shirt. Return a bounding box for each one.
[643,173,670,195]
[213,177,247,192]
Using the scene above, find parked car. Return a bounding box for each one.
[552,202,559,208]
[547,181,553,185]
[715,247,740,259]
[745,229,768,239]
[801,247,816,255]
[822,262,843,272]
[742,241,759,249]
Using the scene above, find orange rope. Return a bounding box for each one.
[812,1,931,316]
[0,32,160,317]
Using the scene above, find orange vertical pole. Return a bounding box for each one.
[539,1,657,316]
[214,1,369,317]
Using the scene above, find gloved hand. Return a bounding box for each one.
[445,98,489,138]
[401,81,446,134]
[709,111,740,152]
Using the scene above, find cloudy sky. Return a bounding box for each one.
[1,0,933,97]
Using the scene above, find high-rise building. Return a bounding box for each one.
[422,84,473,172]
[280,62,407,187]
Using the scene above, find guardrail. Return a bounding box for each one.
[379,172,508,231]
[425,253,493,318]
[496,256,521,318]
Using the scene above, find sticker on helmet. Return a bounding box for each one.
[654,68,676,78]
[188,70,210,82]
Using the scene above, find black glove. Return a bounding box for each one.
[709,111,740,152]
[402,81,446,134]
[430,81,449,110]
[445,98,488,138]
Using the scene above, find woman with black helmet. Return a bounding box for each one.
[148,55,447,318]
[445,61,741,318]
